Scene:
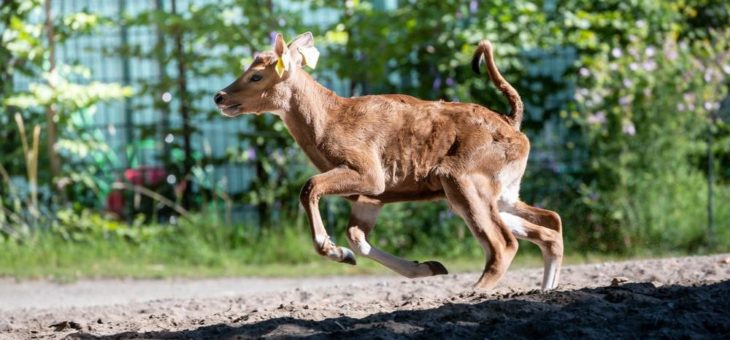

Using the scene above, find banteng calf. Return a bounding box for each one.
[214,32,563,290]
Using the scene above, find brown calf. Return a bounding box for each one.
[215,32,563,290]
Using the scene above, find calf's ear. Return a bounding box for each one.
[289,32,319,69]
[273,33,287,57]
[288,32,314,49]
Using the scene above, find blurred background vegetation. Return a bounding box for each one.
[1,0,729,279]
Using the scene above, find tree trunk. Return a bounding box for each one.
[171,0,194,210]
[44,0,64,203]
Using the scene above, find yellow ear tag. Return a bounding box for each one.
[275,51,291,78]
[298,46,320,69]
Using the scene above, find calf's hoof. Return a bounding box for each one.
[424,261,449,275]
[339,247,357,265]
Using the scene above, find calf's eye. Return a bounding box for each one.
[250,74,263,82]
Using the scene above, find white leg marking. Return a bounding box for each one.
[499,212,527,238]
[354,237,372,256]
[542,257,560,290]
[315,234,327,248]
[349,231,432,278]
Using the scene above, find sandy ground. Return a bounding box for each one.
[1,254,729,339]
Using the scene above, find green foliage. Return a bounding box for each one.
[564,2,730,252]
[115,0,313,221]
[1,0,132,229]
[2,0,729,265]
[317,0,730,254]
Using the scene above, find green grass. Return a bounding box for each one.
[1,209,727,282]
[1,232,714,282]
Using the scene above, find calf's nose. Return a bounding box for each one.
[214,92,225,105]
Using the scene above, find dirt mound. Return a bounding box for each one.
[1,254,729,339]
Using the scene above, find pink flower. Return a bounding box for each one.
[124,169,143,185]
[124,166,166,186]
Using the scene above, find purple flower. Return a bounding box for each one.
[611,48,622,58]
[432,76,442,90]
[628,47,639,58]
[619,96,632,106]
[445,77,455,86]
[587,111,606,125]
[643,60,657,72]
[683,93,695,104]
[645,46,656,57]
[269,31,277,44]
[665,48,678,61]
[469,0,478,13]
[247,147,257,161]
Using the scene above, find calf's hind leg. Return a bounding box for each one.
[441,175,519,290]
[500,201,563,290]
[345,202,448,278]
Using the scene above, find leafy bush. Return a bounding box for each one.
[567,7,730,252]
[2,0,729,263]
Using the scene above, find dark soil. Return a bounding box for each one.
[2,254,729,339]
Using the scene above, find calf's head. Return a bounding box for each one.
[214,32,318,117]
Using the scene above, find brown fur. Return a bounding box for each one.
[215,32,563,290]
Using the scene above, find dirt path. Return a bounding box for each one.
[1,254,729,339]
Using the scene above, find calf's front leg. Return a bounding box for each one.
[346,202,448,278]
[300,167,385,264]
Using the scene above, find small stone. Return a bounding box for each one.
[611,276,630,287]
[50,321,82,332]
[719,257,730,264]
